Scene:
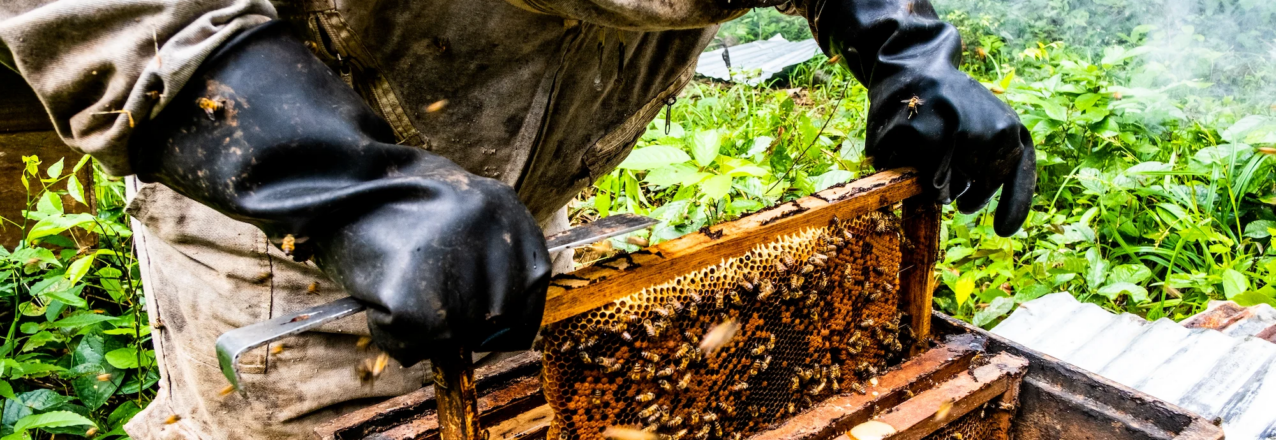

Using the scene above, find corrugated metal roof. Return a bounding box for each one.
[992,293,1276,439]
[696,35,821,86]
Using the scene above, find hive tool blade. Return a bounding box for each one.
[215,213,657,392]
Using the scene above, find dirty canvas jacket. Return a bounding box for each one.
[0,0,806,438]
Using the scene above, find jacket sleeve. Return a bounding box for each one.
[0,0,276,176]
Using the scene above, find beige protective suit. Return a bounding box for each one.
[1,0,809,438]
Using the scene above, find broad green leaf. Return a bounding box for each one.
[972,296,1015,327]
[747,136,774,157]
[811,170,853,192]
[49,314,117,329]
[1109,264,1152,285]
[0,381,15,400]
[39,284,87,309]
[104,347,155,369]
[71,154,91,173]
[35,192,62,217]
[1233,291,1276,308]
[1074,93,1102,111]
[725,165,768,178]
[1098,282,1149,303]
[66,175,85,205]
[1222,269,1248,299]
[700,175,733,200]
[14,410,96,431]
[1244,221,1275,239]
[21,332,61,353]
[691,130,723,167]
[107,401,141,431]
[954,272,976,307]
[616,146,691,170]
[25,213,96,243]
[64,255,95,285]
[45,158,64,179]
[643,163,702,187]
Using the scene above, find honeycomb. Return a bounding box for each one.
[921,402,1013,440]
[540,210,911,440]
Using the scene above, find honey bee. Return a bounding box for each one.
[767,334,776,350]
[760,355,772,371]
[656,367,674,377]
[677,372,691,390]
[826,245,839,253]
[801,264,814,275]
[730,381,749,391]
[790,275,805,290]
[866,290,883,302]
[717,402,736,415]
[729,291,744,306]
[629,367,645,381]
[737,278,755,292]
[850,381,867,394]
[688,303,699,318]
[307,282,320,294]
[659,380,674,392]
[560,340,575,352]
[196,97,222,120]
[670,299,685,313]
[782,254,796,269]
[671,429,688,440]
[97,373,112,381]
[757,280,776,301]
[356,353,390,384]
[621,331,634,342]
[673,343,691,359]
[889,339,904,353]
[750,344,767,356]
[579,351,593,364]
[829,364,841,380]
[425,99,448,113]
[859,319,876,329]
[652,307,671,318]
[808,378,827,395]
[832,380,841,392]
[636,392,655,403]
[643,320,660,337]
[787,402,797,414]
[639,404,661,418]
[641,351,661,362]
[810,253,828,266]
[627,314,642,324]
[164,414,182,425]
[901,95,925,119]
[702,411,718,423]
[666,416,684,427]
[219,384,236,397]
[790,376,801,390]
[695,425,711,440]
[713,292,726,309]
[796,368,813,382]
[271,345,285,355]
[774,260,788,273]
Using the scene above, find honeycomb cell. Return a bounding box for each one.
[541,210,909,440]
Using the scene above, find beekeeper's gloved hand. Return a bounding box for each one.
[129,22,551,366]
[806,0,1036,236]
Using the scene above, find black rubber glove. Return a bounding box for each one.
[129,22,551,366]
[806,0,1036,236]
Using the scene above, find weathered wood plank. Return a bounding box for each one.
[900,199,942,356]
[542,168,924,325]
[431,348,483,440]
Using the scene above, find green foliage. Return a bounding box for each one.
[582,6,1276,330]
[1,156,153,439]
[714,8,811,46]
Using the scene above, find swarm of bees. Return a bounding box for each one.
[540,209,910,440]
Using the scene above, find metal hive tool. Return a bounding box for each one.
[540,210,913,440]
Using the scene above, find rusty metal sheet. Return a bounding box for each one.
[986,293,1253,438]
[1182,301,1276,343]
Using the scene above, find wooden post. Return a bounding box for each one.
[432,347,485,440]
[900,198,942,357]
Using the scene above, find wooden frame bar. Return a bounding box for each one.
[542,168,929,326]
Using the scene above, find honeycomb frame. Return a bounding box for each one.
[540,210,915,440]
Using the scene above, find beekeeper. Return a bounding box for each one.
[0,0,1034,437]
